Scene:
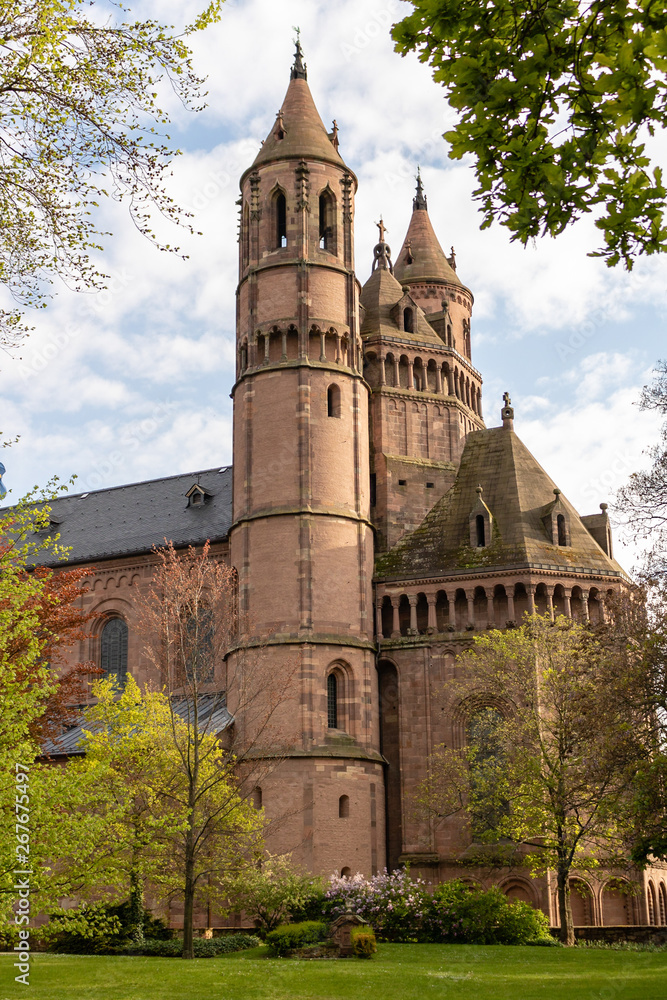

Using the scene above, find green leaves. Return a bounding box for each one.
[0,0,223,348]
[392,0,667,267]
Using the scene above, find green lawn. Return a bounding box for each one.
[1,944,666,1000]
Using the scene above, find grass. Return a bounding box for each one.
[1,943,666,1000]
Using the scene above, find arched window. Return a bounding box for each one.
[403,307,414,333]
[274,190,287,248]
[338,794,349,818]
[327,673,338,728]
[319,189,335,251]
[101,618,128,686]
[327,383,341,418]
[476,514,486,547]
[467,707,506,838]
[557,513,567,546]
[341,867,352,877]
[184,605,214,683]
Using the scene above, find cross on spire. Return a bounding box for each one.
[376,218,387,243]
[290,28,307,80]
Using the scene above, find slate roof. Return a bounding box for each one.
[25,466,233,567]
[376,424,626,581]
[41,694,233,758]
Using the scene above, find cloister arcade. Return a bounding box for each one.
[364,348,483,418]
[376,581,613,639]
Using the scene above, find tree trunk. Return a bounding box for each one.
[182,832,196,959]
[556,864,575,946]
[128,866,145,943]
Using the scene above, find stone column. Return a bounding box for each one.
[546,586,555,622]
[391,598,400,639]
[319,331,327,362]
[379,356,386,385]
[427,594,437,634]
[375,600,383,639]
[408,594,418,635]
[435,367,443,394]
[563,588,572,618]
[581,589,590,622]
[447,368,455,395]
[393,357,400,387]
[407,360,415,390]
[281,329,288,360]
[264,332,270,364]
[466,589,475,629]
[335,333,341,364]
[448,591,457,630]
[527,584,536,615]
[507,589,515,623]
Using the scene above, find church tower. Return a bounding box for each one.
[228,42,384,876]
[361,173,484,552]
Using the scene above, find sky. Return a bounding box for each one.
[2,0,665,574]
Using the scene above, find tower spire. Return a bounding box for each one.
[413,167,427,211]
[290,29,307,80]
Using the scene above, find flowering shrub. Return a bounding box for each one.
[323,869,430,942]
[323,871,550,945]
[350,926,377,957]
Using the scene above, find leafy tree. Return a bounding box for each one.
[0,0,222,348]
[616,360,667,580]
[414,615,647,945]
[0,483,98,925]
[392,1,667,267]
[228,853,323,934]
[135,541,292,959]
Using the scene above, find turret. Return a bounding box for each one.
[229,41,384,879]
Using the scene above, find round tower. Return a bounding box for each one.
[228,42,384,877]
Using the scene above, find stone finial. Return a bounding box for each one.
[372,218,393,273]
[600,502,609,512]
[553,488,561,497]
[449,246,457,271]
[290,30,307,80]
[413,167,427,211]
[501,391,514,429]
[476,484,483,496]
[330,119,339,151]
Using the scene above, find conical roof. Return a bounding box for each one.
[249,43,345,172]
[376,423,626,580]
[394,174,462,287]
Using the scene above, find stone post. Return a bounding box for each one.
[427,594,437,634]
[408,594,418,635]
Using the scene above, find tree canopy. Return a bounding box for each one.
[392,1,667,268]
[0,0,222,348]
[415,615,648,945]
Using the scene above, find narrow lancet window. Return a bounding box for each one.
[327,673,338,728]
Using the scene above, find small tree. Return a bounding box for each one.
[228,854,322,934]
[414,615,647,945]
[135,541,293,958]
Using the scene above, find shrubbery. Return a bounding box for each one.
[350,925,377,957]
[265,921,328,956]
[115,934,260,957]
[322,871,551,945]
[46,900,172,954]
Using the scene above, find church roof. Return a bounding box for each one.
[359,251,444,347]
[393,178,463,289]
[29,467,233,567]
[376,423,626,581]
[249,43,345,173]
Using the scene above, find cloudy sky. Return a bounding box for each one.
[2,0,665,572]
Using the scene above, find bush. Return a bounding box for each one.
[423,882,551,945]
[322,872,551,946]
[114,933,260,957]
[265,921,328,956]
[350,926,377,958]
[46,899,173,954]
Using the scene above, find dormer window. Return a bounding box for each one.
[468,485,493,549]
[557,513,567,547]
[475,514,485,547]
[404,307,414,333]
[185,484,212,508]
[543,489,571,547]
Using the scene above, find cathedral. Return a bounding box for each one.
[42,44,665,929]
